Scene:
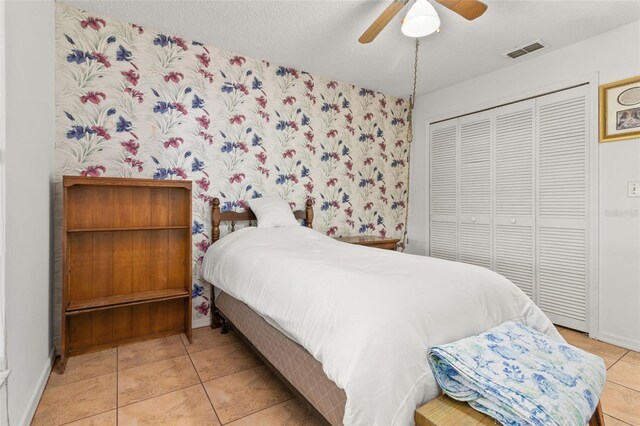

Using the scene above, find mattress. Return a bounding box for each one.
[216,291,347,425]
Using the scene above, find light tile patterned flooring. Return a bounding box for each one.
[33,328,323,426]
[33,326,640,425]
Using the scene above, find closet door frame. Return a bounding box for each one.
[586,75,600,339]
[425,73,600,338]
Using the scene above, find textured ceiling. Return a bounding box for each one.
[65,0,640,97]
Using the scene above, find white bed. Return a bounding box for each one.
[202,225,561,426]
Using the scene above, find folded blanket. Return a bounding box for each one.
[428,321,606,426]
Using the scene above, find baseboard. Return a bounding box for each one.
[18,347,54,426]
[597,331,640,352]
[192,317,210,329]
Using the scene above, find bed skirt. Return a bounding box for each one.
[216,292,347,425]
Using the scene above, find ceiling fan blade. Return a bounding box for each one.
[436,0,487,20]
[359,0,409,44]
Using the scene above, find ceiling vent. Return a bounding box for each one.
[504,40,546,59]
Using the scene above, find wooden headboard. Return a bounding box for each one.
[211,197,314,243]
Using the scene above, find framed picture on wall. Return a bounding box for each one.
[599,75,640,143]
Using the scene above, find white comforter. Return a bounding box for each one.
[201,226,561,426]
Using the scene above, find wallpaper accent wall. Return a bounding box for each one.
[54,3,410,327]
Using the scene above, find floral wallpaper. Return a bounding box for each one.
[55,3,410,327]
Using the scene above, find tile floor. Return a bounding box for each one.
[556,326,640,425]
[32,326,640,425]
[33,328,323,426]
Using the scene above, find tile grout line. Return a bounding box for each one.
[44,370,116,391]
[605,352,626,371]
[199,382,224,425]
[117,382,202,410]
[117,336,187,372]
[57,408,115,426]
[183,338,224,426]
[44,353,118,390]
[219,397,298,425]
[603,412,633,425]
[189,346,263,383]
[183,339,241,356]
[617,349,630,362]
[199,364,268,386]
[221,397,297,426]
[605,378,640,394]
[117,351,187,373]
[185,343,202,386]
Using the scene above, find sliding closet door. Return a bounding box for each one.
[536,85,589,331]
[458,112,493,269]
[428,85,591,331]
[430,119,458,261]
[493,100,536,299]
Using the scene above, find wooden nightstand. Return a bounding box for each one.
[335,235,400,251]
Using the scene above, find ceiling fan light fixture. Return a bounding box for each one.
[401,0,441,38]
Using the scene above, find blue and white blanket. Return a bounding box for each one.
[428,321,606,426]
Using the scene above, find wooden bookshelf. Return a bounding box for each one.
[59,176,193,373]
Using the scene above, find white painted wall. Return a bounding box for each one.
[409,20,640,350]
[0,0,9,423]
[4,1,55,424]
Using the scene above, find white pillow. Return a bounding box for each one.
[247,196,300,228]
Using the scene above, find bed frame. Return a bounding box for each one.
[211,196,313,242]
[209,196,312,332]
[207,196,605,426]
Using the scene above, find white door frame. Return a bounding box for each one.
[424,72,600,339]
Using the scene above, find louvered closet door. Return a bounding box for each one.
[458,112,492,269]
[536,85,589,331]
[430,119,458,261]
[494,100,536,299]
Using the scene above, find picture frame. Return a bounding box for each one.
[599,75,640,143]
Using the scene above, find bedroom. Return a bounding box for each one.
[1,0,639,425]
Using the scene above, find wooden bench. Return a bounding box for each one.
[416,395,605,426]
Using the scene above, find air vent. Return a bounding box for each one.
[504,40,546,59]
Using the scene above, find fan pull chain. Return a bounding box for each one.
[401,38,419,251]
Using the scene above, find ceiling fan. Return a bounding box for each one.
[358,0,488,43]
